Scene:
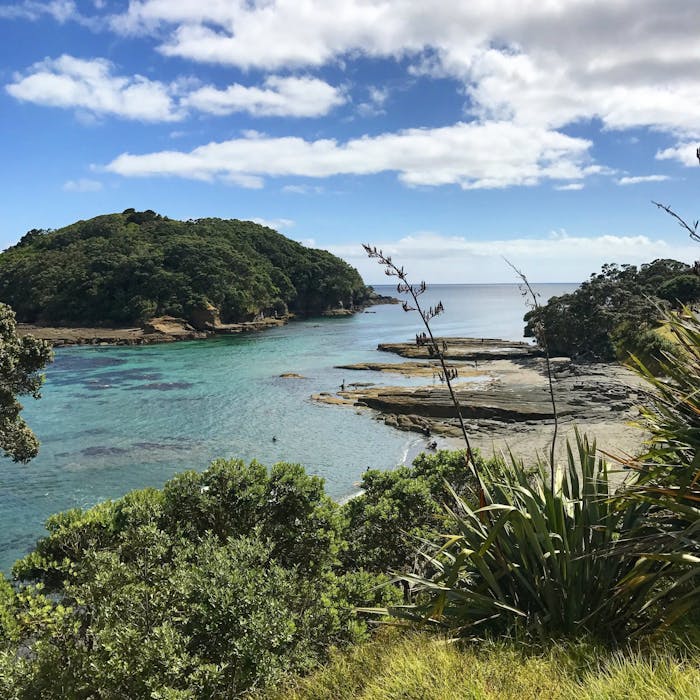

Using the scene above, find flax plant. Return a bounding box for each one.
[617,307,700,629]
[370,431,662,640]
[610,199,700,626]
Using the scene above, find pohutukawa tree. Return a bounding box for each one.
[0,303,53,462]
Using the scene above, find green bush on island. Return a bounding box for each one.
[0,209,370,326]
[524,258,700,361]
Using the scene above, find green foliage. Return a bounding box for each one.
[4,459,399,698]
[658,274,700,307]
[612,324,677,375]
[620,307,700,621]
[0,211,369,326]
[0,302,53,462]
[263,629,700,700]
[629,307,700,481]
[524,259,700,360]
[380,433,678,640]
[341,449,484,573]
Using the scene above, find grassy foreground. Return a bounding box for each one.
[264,629,700,700]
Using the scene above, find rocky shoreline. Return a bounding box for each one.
[16,292,398,347]
[16,315,288,347]
[314,337,650,465]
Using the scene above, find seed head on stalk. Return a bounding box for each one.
[363,244,480,481]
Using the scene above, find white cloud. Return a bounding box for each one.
[7,57,345,123]
[656,143,699,167]
[250,217,294,230]
[616,174,671,186]
[183,75,344,117]
[0,0,77,22]
[555,183,584,191]
[62,177,103,191]
[103,120,596,190]
[16,2,699,191]
[357,85,389,117]
[6,55,181,121]
[104,1,700,141]
[282,184,324,194]
[328,231,700,284]
[221,173,264,189]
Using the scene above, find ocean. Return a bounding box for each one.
[3,283,576,571]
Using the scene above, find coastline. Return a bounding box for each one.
[314,337,650,469]
[15,295,398,347]
[16,316,288,347]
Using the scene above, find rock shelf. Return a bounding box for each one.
[315,338,650,465]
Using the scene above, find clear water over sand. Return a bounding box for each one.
[3,283,575,570]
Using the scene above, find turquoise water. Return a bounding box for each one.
[3,283,576,571]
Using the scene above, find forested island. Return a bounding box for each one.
[0,209,371,331]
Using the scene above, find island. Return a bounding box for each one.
[1,209,381,344]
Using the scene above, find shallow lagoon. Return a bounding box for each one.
[3,283,576,570]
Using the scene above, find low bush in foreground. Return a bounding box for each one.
[341,448,482,574]
[0,460,400,698]
[378,431,695,641]
[380,436,666,640]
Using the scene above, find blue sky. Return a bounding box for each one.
[1,0,699,283]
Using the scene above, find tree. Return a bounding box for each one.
[523,259,700,360]
[658,274,700,306]
[0,303,53,462]
[4,459,399,697]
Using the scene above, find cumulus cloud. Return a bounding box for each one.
[105,0,700,140]
[62,177,103,192]
[6,56,346,122]
[656,143,699,167]
[328,231,700,284]
[14,2,699,190]
[616,174,671,186]
[103,120,597,190]
[6,55,181,121]
[183,75,345,117]
[555,183,584,191]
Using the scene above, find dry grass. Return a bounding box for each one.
[261,628,700,700]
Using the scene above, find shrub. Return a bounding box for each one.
[3,459,399,697]
[379,433,669,641]
[341,449,485,574]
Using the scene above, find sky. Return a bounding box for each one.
[1,0,699,283]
